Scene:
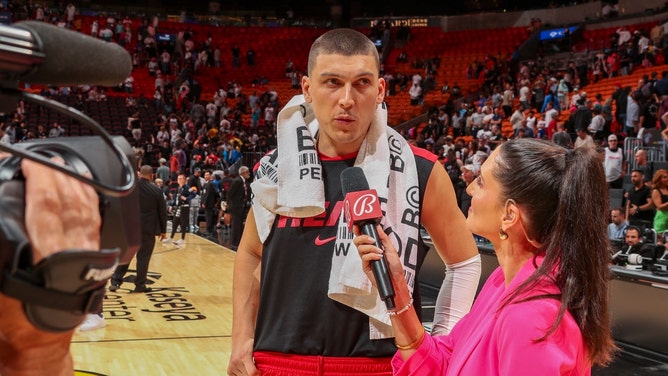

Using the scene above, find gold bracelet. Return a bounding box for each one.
[395,327,426,350]
[387,298,413,316]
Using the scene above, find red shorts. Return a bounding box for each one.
[253,351,393,376]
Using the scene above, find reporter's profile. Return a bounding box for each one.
[0,157,101,375]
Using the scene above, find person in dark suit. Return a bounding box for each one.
[200,170,218,236]
[227,165,251,250]
[110,165,167,293]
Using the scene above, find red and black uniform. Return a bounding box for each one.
[254,146,436,359]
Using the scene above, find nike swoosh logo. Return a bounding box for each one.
[314,235,337,246]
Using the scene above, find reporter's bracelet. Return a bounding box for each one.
[395,327,426,350]
[387,298,413,316]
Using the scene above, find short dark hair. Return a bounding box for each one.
[307,28,379,76]
[625,225,641,237]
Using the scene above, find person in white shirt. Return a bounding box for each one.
[604,134,625,188]
[409,83,422,106]
[574,128,594,149]
[617,26,631,47]
[588,107,606,142]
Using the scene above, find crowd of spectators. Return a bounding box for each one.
[2,2,668,227]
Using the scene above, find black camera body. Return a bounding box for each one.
[0,136,139,332]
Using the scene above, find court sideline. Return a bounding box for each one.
[72,235,235,375]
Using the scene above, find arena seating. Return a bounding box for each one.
[20,16,667,145]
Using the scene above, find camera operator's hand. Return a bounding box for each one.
[0,157,101,376]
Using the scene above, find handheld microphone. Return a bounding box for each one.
[0,21,131,86]
[341,166,396,310]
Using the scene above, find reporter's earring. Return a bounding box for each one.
[499,228,508,240]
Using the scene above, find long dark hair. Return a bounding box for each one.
[493,139,615,366]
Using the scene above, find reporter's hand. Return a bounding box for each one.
[0,157,101,376]
[352,224,405,289]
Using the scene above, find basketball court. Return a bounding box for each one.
[72,235,235,375]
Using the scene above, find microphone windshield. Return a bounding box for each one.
[341,166,369,194]
[627,253,644,265]
[13,21,131,86]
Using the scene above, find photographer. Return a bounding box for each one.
[0,156,101,375]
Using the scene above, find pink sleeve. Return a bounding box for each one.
[391,333,454,376]
[495,301,589,375]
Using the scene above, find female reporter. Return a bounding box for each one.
[354,139,615,375]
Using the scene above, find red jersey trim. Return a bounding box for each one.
[410,144,438,163]
[318,151,358,161]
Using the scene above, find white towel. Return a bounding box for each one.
[251,95,420,339]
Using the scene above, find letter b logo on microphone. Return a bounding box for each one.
[343,189,382,232]
[353,193,377,217]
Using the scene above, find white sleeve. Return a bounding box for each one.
[430,253,481,336]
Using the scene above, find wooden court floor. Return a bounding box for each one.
[71,235,235,376]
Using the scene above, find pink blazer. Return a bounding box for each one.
[393,257,591,375]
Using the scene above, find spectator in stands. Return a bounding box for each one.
[557,78,569,110]
[456,164,478,217]
[626,90,641,137]
[510,103,525,137]
[625,169,655,227]
[156,157,171,183]
[540,83,560,113]
[160,49,171,75]
[638,92,659,142]
[0,127,9,144]
[574,127,594,149]
[588,107,606,142]
[246,48,256,66]
[516,79,530,111]
[231,44,240,67]
[617,26,632,48]
[48,122,65,138]
[604,134,625,189]
[612,84,629,129]
[565,91,585,128]
[592,53,608,83]
[552,122,572,149]
[634,149,652,184]
[90,19,98,37]
[488,124,506,149]
[618,43,634,73]
[128,111,141,141]
[147,57,158,76]
[608,207,628,241]
[531,76,546,110]
[652,169,668,237]
[124,74,134,93]
[501,82,514,118]
[409,82,422,106]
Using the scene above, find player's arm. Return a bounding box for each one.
[421,163,481,336]
[228,207,262,376]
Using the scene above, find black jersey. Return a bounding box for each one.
[254,146,437,357]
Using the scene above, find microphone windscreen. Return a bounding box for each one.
[341,166,369,194]
[14,21,131,86]
[627,253,644,265]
